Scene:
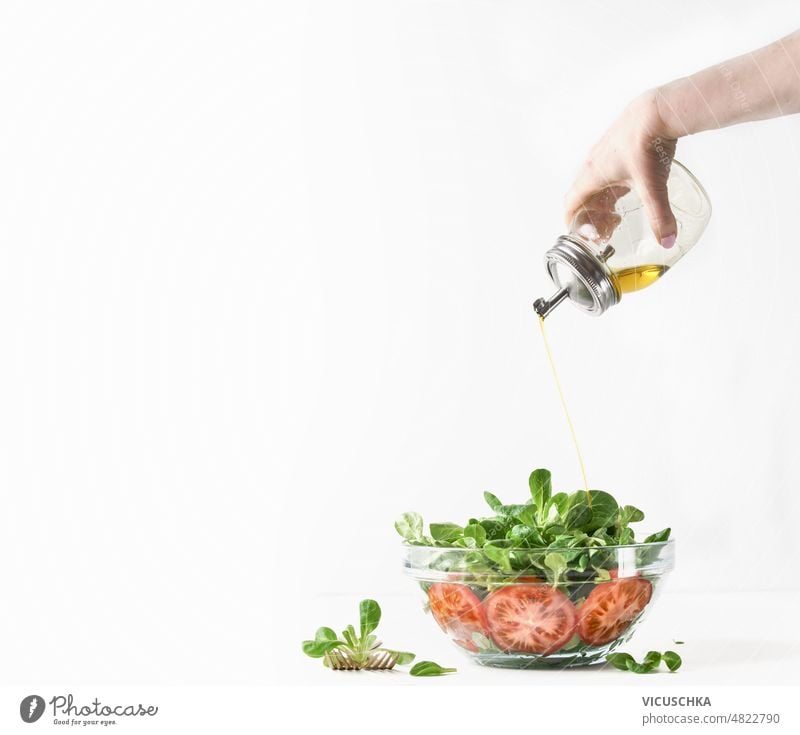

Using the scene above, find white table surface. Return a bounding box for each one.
[282,590,800,686]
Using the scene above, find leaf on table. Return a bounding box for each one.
[663,651,682,672]
[409,660,457,677]
[341,624,358,649]
[606,649,681,674]
[642,651,662,669]
[359,599,381,639]
[606,652,635,671]
[387,650,416,666]
[301,638,344,658]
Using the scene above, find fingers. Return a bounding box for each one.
[633,173,677,248]
[573,206,623,242]
[564,150,610,223]
[567,185,629,240]
[564,157,626,227]
[564,174,598,227]
[564,147,678,249]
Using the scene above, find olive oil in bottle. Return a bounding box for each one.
[534,160,711,318]
[611,265,668,294]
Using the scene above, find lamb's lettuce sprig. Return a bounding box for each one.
[302,599,455,676]
[302,599,415,668]
[395,468,671,582]
[606,650,682,673]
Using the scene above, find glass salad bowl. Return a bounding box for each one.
[403,540,674,669]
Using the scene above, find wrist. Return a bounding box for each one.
[652,80,695,139]
[626,88,680,142]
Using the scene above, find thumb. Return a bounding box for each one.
[635,175,677,249]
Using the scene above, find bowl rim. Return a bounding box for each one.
[401,538,674,554]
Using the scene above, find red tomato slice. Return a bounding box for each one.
[577,578,653,646]
[484,585,578,655]
[427,583,488,652]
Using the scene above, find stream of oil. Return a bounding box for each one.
[537,264,668,492]
[538,316,589,492]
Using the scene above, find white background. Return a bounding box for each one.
[1,0,800,702]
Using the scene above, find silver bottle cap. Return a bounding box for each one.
[534,235,619,318]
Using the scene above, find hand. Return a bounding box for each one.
[564,91,678,249]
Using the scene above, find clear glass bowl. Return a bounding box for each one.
[402,541,674,669]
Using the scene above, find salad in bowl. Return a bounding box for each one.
[397,469,673,668]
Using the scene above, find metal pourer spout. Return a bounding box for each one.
[533,288,568,319]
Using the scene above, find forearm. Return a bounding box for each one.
[654,30,800,137]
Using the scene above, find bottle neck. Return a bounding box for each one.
[535,235,619,318]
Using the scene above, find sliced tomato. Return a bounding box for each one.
[577,578,653,646]
[484,585,577,655]
[427,583,488,652]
